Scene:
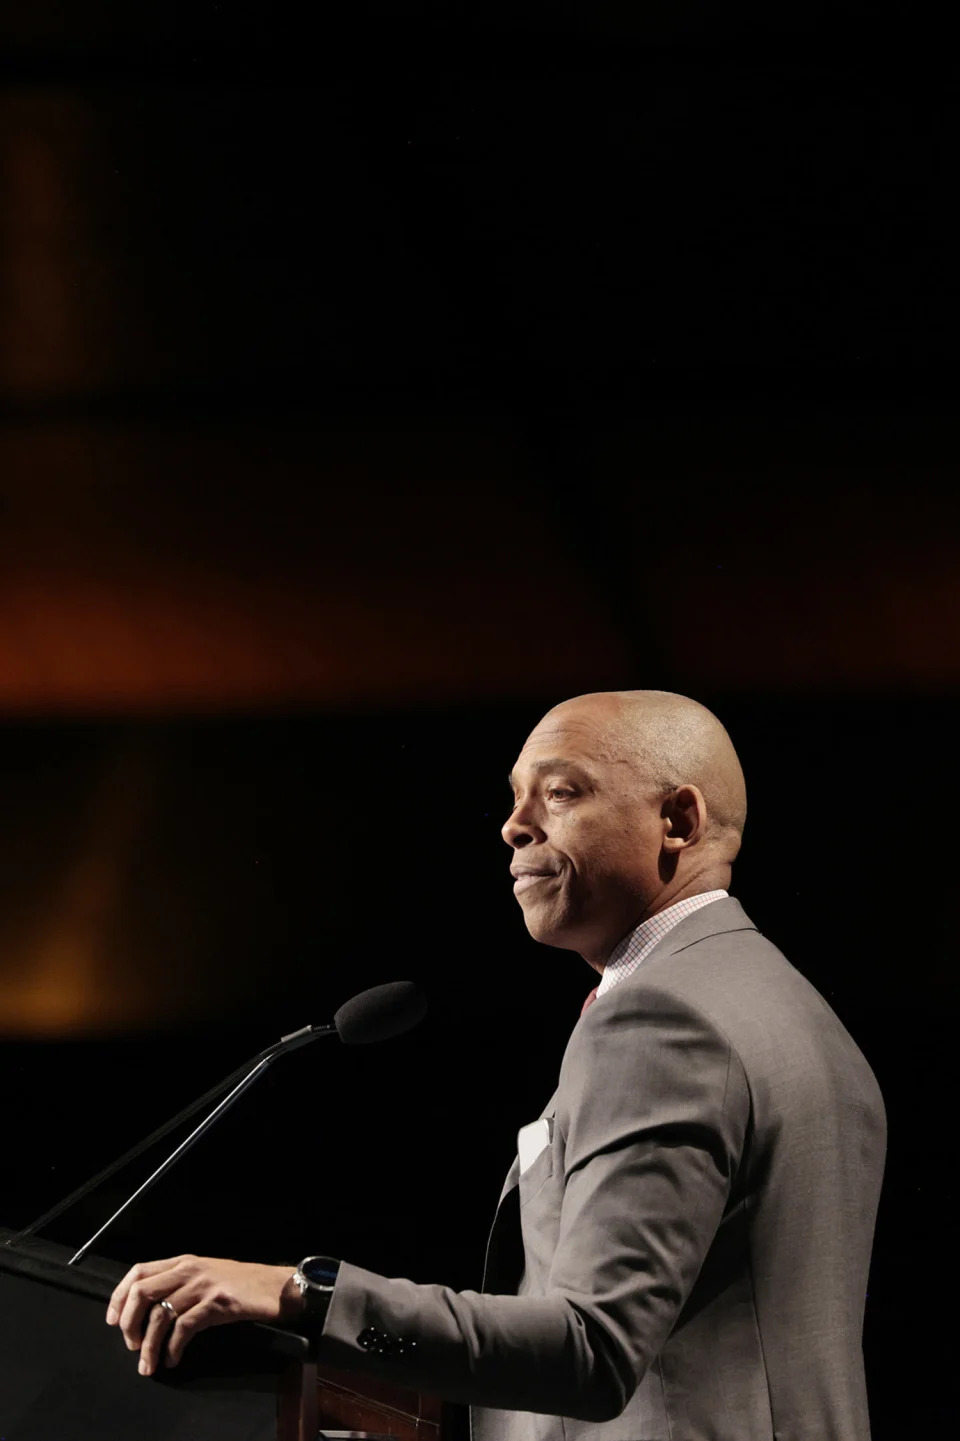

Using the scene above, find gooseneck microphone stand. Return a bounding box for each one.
[4,1021,336,1266]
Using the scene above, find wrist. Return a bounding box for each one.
[279,1266,306,1323]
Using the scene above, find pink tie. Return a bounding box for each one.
[580,986,598,1016]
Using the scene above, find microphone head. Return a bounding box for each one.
[334,981,427,1045]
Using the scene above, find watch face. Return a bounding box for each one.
[301,1255,339,1288]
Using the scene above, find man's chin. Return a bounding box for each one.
[521,910,581,952]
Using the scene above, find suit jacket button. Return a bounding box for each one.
[357,1327,380,1350]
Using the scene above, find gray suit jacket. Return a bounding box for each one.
[317,899,886,1441]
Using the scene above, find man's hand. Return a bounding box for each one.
[105,1254,303,1376]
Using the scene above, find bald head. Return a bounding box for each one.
[504,690,747,967]
[549,690,747,860]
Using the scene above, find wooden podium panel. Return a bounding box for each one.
[316,1364,443,1441]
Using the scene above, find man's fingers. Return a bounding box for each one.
[135,1279,203,1375]
[118,1280,164,1352]
[106,1256,188,1326]
[115,1261,193,1350]
[164,1305,203,1368]
[140,1290,211,1375]
[137,1301,177,1376]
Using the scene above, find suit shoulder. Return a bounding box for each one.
[634,922,817,1014]
[621,925,882,1110]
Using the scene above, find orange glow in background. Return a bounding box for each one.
[0,65,957,1041]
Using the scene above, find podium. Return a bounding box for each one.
[0,1228,446,1441]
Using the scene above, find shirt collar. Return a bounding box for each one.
[595,890,729,997]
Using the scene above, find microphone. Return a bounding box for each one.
[333,979,428,1045]
[279,980,428,1052]
[5,981,426,1265]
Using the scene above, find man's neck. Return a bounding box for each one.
[587,881,731,974]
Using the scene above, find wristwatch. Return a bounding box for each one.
[292,1255,340,1326]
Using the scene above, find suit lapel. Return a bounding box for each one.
[481,1183,523,1294]
[482,1091,559,1292]
[497,1156,520,1207]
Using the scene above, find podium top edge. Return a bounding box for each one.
[0,1225,121,1300]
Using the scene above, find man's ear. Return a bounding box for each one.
[661,785,708,851]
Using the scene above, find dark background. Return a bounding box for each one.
[0,5,957,1437]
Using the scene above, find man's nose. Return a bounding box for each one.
[501,802,544,849]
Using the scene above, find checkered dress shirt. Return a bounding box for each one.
[594,891,729,998]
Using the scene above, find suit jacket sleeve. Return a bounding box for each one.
[315,984,750,1420]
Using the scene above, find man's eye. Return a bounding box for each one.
[547,788,574,800]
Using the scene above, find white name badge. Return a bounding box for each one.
[518,1117,553,1175]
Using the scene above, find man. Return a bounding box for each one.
[108,690,887,1441]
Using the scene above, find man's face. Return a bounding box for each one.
[502,702,667,965]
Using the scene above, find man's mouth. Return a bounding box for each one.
[512,871,559,894]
